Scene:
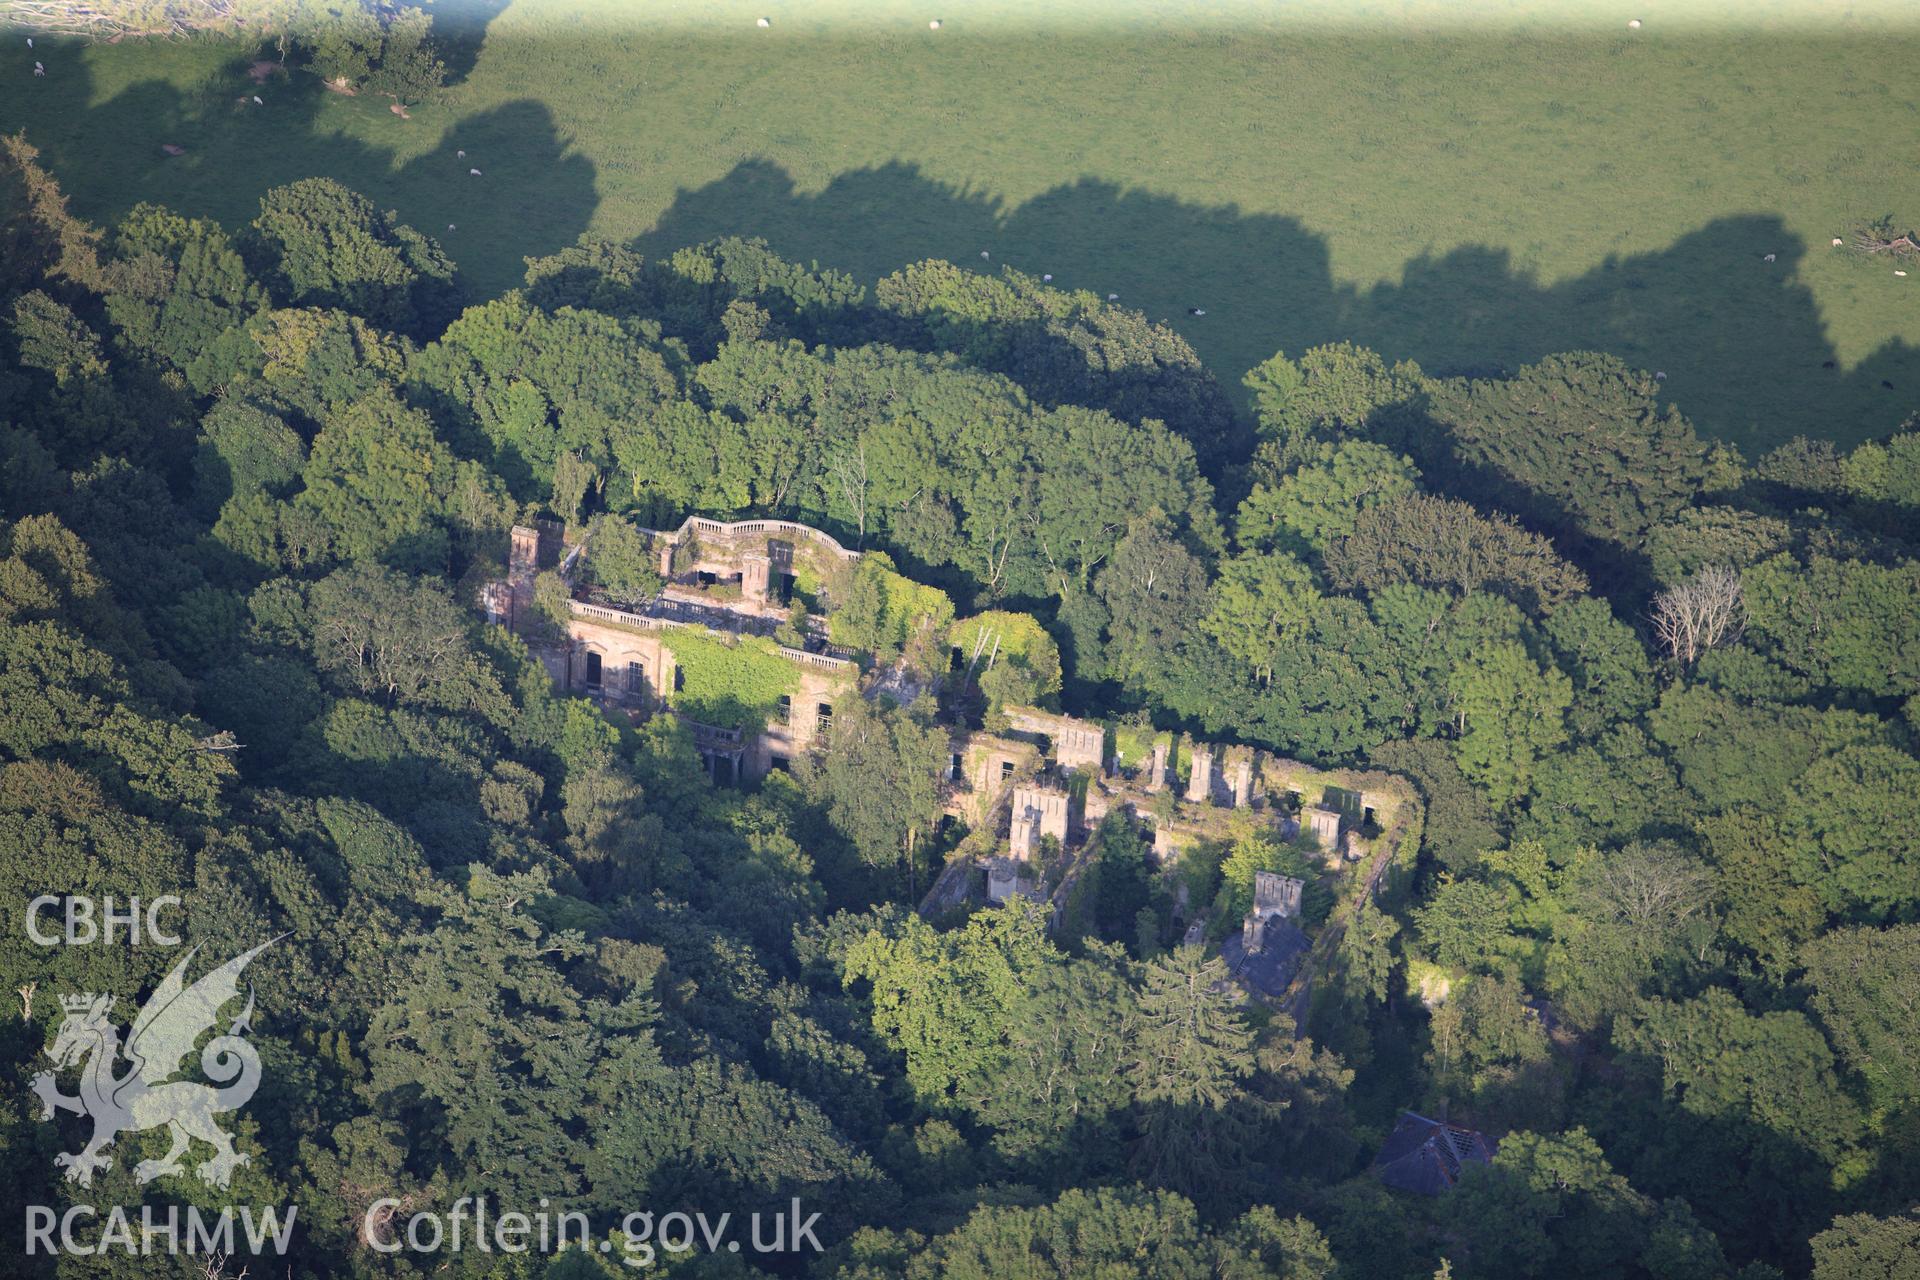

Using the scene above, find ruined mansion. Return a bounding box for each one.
[481,516,1420,992]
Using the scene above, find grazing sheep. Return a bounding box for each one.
[757,16,770,26]
[1832,238,1844,246]
[448,224,456,231]
[1884,380,1896,389]
[1654,371,1666,380]
[1107,292,1119,301]
[470,168,482,176]
[1762,253,1776,263]
[160,144,186,156]
[1627,18,1641,28]
[930,19,943,29]
[253,95,264,105]
[1188,307,1206,316]
[34,62,44,76]
[1823,360,1836,369]
[457,149,466,158]
[980,250,989,259]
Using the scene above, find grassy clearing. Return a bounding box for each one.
[2,0,1917,451]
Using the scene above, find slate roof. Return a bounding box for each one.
[1372,1111,1496,1195]
[1219,920,1309,998]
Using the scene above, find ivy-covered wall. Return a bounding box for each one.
[662,628,817,733]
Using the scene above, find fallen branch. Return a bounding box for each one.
[1852,217,1920,259]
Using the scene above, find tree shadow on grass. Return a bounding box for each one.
[6,43,1914,453]
[639,159,1919,454]
[428,0,519,86]
[0,39,597,307]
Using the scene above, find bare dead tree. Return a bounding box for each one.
[198,1252,248,1280]
[17,981,35,1022]
[1650,565,1744,665]
[827,442,869,548]
[1583,844,1714,933]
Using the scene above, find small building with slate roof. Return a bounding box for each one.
[1371,1112,1496,1195]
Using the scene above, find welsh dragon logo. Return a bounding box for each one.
[31,939,280,1189]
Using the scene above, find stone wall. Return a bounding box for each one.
[1008,785,1070,860]
[1003,706,1107,774]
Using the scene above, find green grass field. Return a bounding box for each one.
[3,0,1917,451]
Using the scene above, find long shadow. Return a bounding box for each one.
[6,46,1914,451]
[0,39,597,303]
[429,0,518,86]
[639,159,1919,453]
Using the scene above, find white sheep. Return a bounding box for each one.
[1832,238,1844,246]
[470,168,482,176]
[980,250,989,259]
[929,19,943,29]
[1655,371,1666,380]
[252,95,263,105]
[1107,292,1119,301]
[1762,253,1776,263]
[1042,273,1053,281]
[457,149,466,158]
[1627,18,1641,29]
[757,16,771,27]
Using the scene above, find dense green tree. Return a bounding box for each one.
[1243,341,1427,477]
[1092,513,1211,686]
[1202,549,1323,677]
[296,386,456,565]
[1128,945,1256,1194]
[1843,427,1920,509]
[412,292,681,494]
[1324,491,1589,615]
[1541,596,1656,734]
[1419,352,1711,553]
[190,396,306,517]
[252,303,411,421]
[580,512,663,602]
[829,1186,1335,1280]
[1744,552,1920,699]
[250,177,456,334]
[1542,840,1715,1032]
[842,900,1054,1108]
[104,202,266,391]
[877,262,1239,464]
[1235,439,1420,556]
[1519,724,1685,855]
[305,562,504,711]
[299,2,448,105]
[1802,925,1920,1113]
[1647,684,1891,813]
[798,694,948,885]
[1426,972,1551,1115]
[1619,987,1865,1170]
[1449,640,1572,807]
[1808,1209,1920,1280]
[1450,1129,1641,1278]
